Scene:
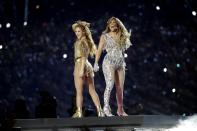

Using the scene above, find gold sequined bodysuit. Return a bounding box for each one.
[74,38,94,77]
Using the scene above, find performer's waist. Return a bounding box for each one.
[75,57,88,63]
[104,55,124,63]
[105,54,124,59]
[74,57,82,62]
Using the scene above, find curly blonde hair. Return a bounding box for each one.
[72,20,96,57]
[103,17,131,48]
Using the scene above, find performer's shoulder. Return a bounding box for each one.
[101,32,107,36]
[100,33,107,40]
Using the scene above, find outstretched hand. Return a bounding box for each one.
[93,63,99,72]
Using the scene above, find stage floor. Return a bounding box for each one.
[14,115,184,131]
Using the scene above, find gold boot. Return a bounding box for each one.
[96,106,104,117]
[72,107,83,118]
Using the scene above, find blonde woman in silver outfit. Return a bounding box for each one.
[94,17,132,117]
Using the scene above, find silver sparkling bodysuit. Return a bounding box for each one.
[102,33,131,109]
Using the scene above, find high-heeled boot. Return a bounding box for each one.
[103,106,114,117]
[96,106,104,117]
[72,107,83,118]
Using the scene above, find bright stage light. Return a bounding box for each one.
[63,54,67,59]
[192,11,196,16]
[172,88,176,93]
[0,45,3,49]
[24,21,27,26]
[176,63,180,68]
[6,23,11,28]
[36,5,40,9]
[156,6,160,10]
[163,67,167,72]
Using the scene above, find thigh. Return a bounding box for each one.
[102,62,115,84]
[74,64,84,90]
[86,76,94,88]
[115,68,125,88]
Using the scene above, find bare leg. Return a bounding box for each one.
[74,75,84,109]
[72,65,84,118]
[115,68,128,116]
[86,76,104,117]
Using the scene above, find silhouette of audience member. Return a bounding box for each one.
[0,100,19,131]
[13,99,30,119]
[67,95,77,117]
[35,91,57,118]
[128,103,143,115]
[0,101,6,124]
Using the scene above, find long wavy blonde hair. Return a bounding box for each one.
[103,17,131,48]
[72,21,96,57]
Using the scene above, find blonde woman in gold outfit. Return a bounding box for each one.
[72,21,104,118]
